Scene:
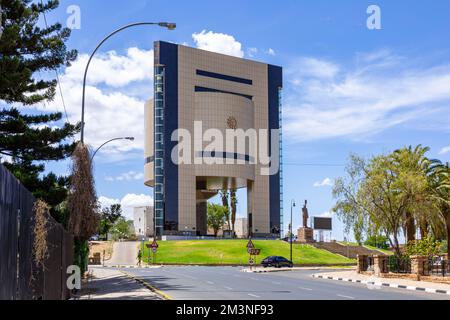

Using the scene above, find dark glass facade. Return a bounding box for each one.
[154,41,179,235]
[268,64,283,236]
[153,65,165,237]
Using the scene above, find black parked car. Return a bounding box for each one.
[261,256,293,268]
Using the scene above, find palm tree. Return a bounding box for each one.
[230,189,237,237]
[219,189,230,230]
[392,145,442,241]
[429,162,450,254]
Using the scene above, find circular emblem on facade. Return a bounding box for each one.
[227,116,237,129]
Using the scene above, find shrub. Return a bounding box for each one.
[406,237,442,256]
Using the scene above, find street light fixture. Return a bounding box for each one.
[290,199,296,263]
[90,137,134,161]
[80,22,176,143]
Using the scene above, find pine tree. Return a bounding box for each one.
[0,0,79,224]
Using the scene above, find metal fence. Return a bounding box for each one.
[424,256,450,277]
[0,164,74,300]
[388,255,411,274]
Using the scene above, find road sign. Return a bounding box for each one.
[151,239,159,249]
[246,239,254,253]
[249,248,261,256]
[249,258,254,265]
[145,243,151,248]
[152,247,157,253]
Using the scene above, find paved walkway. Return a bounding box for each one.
[80,267,161,300]
[105,241,139,266]
[313,270,450,294]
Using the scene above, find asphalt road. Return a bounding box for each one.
[105,241,139,266]
[120,266,450,300]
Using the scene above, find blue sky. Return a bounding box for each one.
[20,0,450,241]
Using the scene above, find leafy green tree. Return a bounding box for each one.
[332,154,367,245]
[207,203,227,237]
[110,217,133,241]
[364,234,389,250]
[0,0,79,223]
[98,204,123,240]
[359,154,407,258]
[334,146,449,259]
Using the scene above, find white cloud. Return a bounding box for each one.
[266,48,276,56]
[313,177,334,187]
[98,195,120,208]
[247,47,258,58]
[63,48,154,87]
[439,146,450,155]
[27,47,153,157]
[192,30,244,58]
[284,52,450,142]
[99,193,153,220]
[288,57,340,81]
[105,171,144,182]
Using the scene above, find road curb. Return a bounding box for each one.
[243,266,355,273]
[243,268,293,273]
[311,274,450,296]
[120,271,172,300]
[102,265,162,269]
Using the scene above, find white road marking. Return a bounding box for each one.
[298,287,313,291]
[206,281,215,284]
[337,294,355,299]
[224,286,233,290]
[271,281,281,285]
[248,293,260,298]
[250,277,259,281]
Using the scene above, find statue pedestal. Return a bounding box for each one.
[297,227,314,243]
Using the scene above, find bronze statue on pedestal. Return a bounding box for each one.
[302,200,309,228]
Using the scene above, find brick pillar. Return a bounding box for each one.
[373,255,388,276]
[357,254,367,273]
[411,255,427,277]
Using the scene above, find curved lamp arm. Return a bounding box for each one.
[90,137,134,161]
[81,22,176,143]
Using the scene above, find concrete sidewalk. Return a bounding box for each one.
[80,267,162,300]
[312,270,450,296]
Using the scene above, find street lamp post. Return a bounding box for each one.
[290,199,296,263]
[90,137,134,161]
[80,22,176,143]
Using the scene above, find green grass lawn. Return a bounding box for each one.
[337,241,394,255]
[140,239,355,265]
[364,245,394,255]
[337,241,360,247]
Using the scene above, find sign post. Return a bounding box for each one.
[151,239,159,265]
[246,239,260,271]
